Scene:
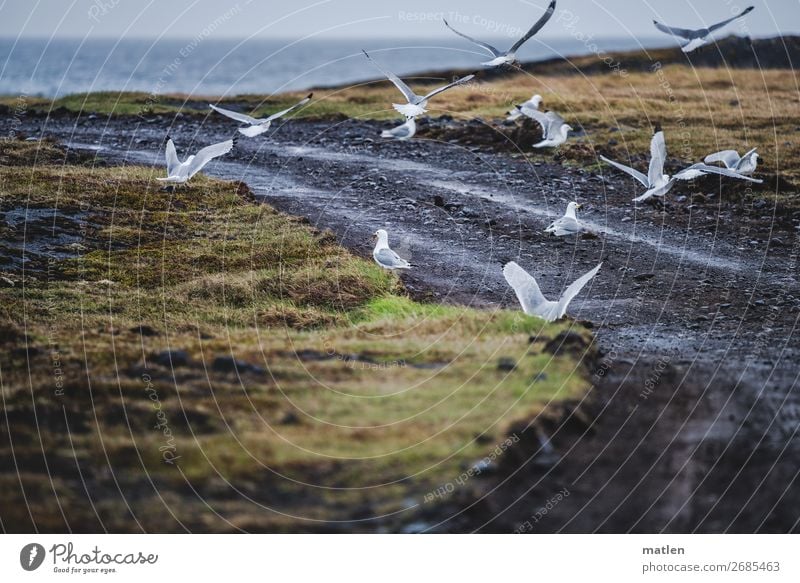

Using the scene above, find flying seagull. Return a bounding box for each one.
[362,50,474,118]
[517,107,572,148]
[157,136,234,185]
[372,229,411,270]
[703,147,759,175]
[600,127,762,203]
[444,1,557,67]
[653,6,754,53]
[503,261,602,322]
[545,202,582,236]
[381,117,417,140]
[209,94,312,137]
[507,94,542,121]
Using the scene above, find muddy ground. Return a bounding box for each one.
[5,110,800,533]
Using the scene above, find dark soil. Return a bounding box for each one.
[3,110,799,533]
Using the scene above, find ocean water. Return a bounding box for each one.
[0,36,668,98]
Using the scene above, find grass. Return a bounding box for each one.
[0,139,594,532]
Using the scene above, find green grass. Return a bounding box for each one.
[0,139,593,532]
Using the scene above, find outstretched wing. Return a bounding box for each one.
[675,163,763,183]
[164,138,181,176]
[703,149,740,168]
[421,74,475,101]
[545,111,566,137]
[648,130,667,186]
[509,0,557,53]
[503,261,548,316]
[209,104,262,125]
[518,106,550,133]
[265,93,313,122]
[443,19,502,57]
[187,139,234,178]
[362,50,417,103]
[556,263,602,319]
[708,6,754,33]
[599,155,649,187]
[653,20,699,40]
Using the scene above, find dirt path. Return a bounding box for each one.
[13,113,800,532]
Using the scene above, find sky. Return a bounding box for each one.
[0,0,796,40]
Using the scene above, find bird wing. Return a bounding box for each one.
[265,93,313,122]
[648,130,667,186]
[518,106,550,133]
[362,50,417,103]
[503,262,548,316]
[209,104,263,125]
[708,6,754,33]
[186,139,234,178]
[653,20,699,40]
[599,155,649,187]
[164,138,181,176]
[375,247,409,268]
[443,19,502,57]
[545,111,566,137]
[421,74,475,101]
[703,149,740,168]
[556,263,602,319]
[675,163,763,183]
[509,0,557,53]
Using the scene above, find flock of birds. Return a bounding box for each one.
[157,2,761,323]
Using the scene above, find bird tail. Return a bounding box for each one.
[393,103,423,117]
[238,124,269,138]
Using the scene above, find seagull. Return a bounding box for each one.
[653,6,754,53]
[517,107,572,148]
[362,50,474,118]
[545,202,582,236]
[703,147,759,175]
[372,229,411,270]
[444,1,557,67]
[209,94,312,137]
[157,136,234,186]
[381,117,416,140]
[507,94,542,121]
[503,261,602,322]
[600,128,762,203]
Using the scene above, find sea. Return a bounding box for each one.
[0,36,670,98]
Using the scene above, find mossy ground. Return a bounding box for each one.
[0,139,592,532]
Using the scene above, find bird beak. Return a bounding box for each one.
[576,204,583,210]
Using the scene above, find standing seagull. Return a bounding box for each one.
[381,117,416,140]
[545,202,582,236]
[518,107,572,148]
[444,1,557,67]
[703,147,759,176]
[600,127,762,203]
[653,6,754,53]
[372,229,411,270]
[363,50,474,118]
[209,94,312,137]
[503,261,602,322]
[507,94,542,121]
[157,136,234,186]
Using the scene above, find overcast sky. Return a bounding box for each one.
[1,0,796,40]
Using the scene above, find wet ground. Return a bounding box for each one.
[6,111,800,532]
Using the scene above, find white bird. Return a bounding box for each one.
[444,1,557,67]
[653,6,754,53]
[209,94,312,137]
[157,136,234,185]
[703,147,759,176]
[507,94,542,121]
[518,107,572,148]
[362,50,474,118]
[372,229,411,270]
[381,117,416,140]
[545,202,582,236]
[600,128,762,203]
[503,261,602,322]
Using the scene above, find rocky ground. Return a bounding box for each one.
[4,109,800,532]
